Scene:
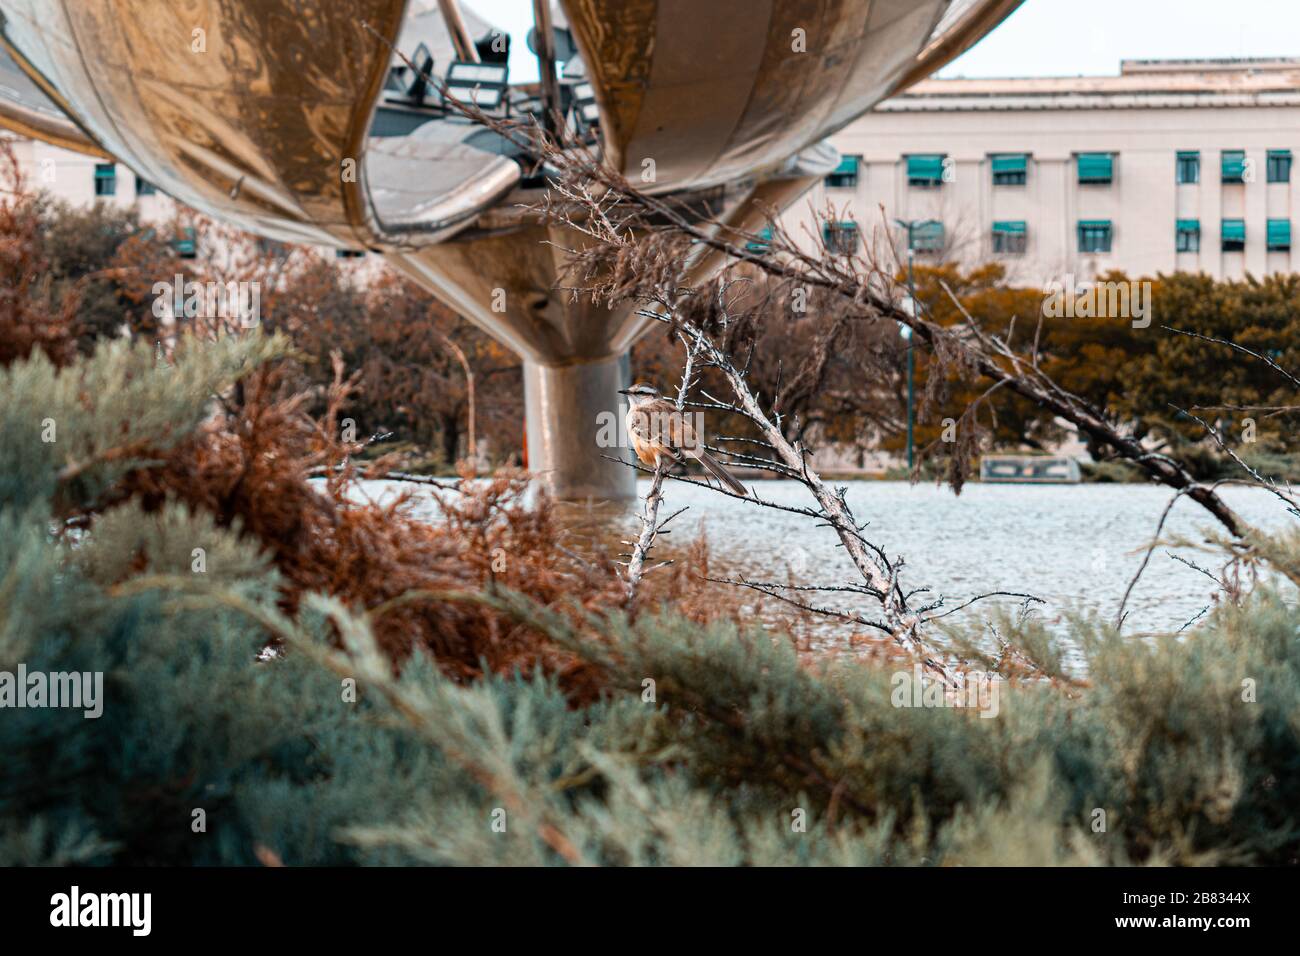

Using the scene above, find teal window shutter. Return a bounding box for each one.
[1077,220,1112,253]
[992,220,1026,253]
[906,154,945,186]
[825,154,860,188]
[93,162,116,196]
[910,219,944,251]
[1221,150,1247,182]
[1176,219,1200,252]
[1267,219,1291,250]
[823,221,860,254]
[745,225,773,254]
[990,153,1028,185]
[1077,153,1113,184]
[1267,150,1292,183]
[175,226,197,258]
[990,154,1027,175]
[1176,151,1199,184]
[1221,218,1246,251]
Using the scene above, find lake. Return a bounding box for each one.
[358,478,1295,642]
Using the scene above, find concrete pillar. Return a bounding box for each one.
[523,353,635,501]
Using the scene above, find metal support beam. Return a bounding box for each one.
[530,0,561,135]
[524,354,635,501]
[437,0,480,63]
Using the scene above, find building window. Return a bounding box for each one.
[909,220,944,254]
[1221,218,1245,252]
[1076,153,1113,185]
[745,226,773,255]
[1176,151,1199,184]
[825,154,861,189]
[823,221,860,255]
[1221,150,1247,183]
[93,163,116,196]
[1267,219,1291,251]
[1077,220,1112,253]
[135,175,157,196]
[1175,219,1200,252]
[175,226,197,259]
[906,154,945,187]
[1267,150,1292,183]
[991,220,1026,254]
[990,153,1027,186]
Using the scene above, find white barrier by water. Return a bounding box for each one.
[980,456,1081,483]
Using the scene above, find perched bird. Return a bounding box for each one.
[619,383,748,496]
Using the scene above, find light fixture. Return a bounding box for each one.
[514,95,545,119]
[406,43,436,100]
[561,56,587,81]
[444,60,510,110]
[571,80,599,131]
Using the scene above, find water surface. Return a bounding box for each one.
[359,478,1295,642]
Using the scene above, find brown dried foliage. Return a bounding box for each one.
[79,334,731,699]
[1,137,753,702]
[109,354,619,699]
[0,143,78,367]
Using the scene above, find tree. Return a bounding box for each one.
[893,262,1140,459]
[632,267,907,457]
[898,266,1300,473]
[0,145,78,367]
[14,165,528,469]
[1123,272,1300,455]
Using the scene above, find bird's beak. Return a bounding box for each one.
[617,388,632,395]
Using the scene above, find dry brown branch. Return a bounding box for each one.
[460,108,1251,539]
[623,330,702,606]
[411,77,1279,671]
[627,284,960,686]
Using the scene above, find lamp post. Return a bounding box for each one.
[434,330,476,474]
[894,219,919,471]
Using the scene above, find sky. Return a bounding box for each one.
[456,0,1300,83]
[935,0,1300,78]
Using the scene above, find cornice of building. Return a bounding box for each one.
[876,91,1300,112]
[883,60,1300,111]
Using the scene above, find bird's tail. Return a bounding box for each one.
[695,449,748,496]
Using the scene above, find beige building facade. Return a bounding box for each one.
[14,58,1300,287]
[798,58,1300,284]
[8,135,177,220]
